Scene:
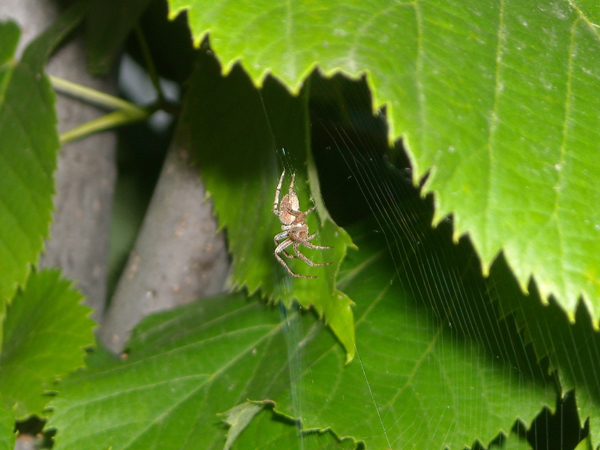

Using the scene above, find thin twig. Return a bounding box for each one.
[134,23,165,102]
[59,107,152,145]
[49,75,146,114]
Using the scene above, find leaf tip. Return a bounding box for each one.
[481,262,490,278]
[221,400,270,450]
[345,347,355,364]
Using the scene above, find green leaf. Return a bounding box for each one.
[0,2,85,346]
[47,226,554,450]
[0,21,19,64]
[84,335,121,370]
[0,21,59,312]
[183,51,356,361]
[221,401,266,450]
[21,0,90,73]
[168,0,600,322]
[0,399,15,450]
[490,431,532,450]
[228,405,356,450]
[86,0,153,74]
[491,256,600,443]
[574,434,593,450]
[0,269,95,419]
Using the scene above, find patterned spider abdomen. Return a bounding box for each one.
[279,193,300,226]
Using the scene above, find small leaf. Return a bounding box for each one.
[0,21,59,315]
[221,401,266,450]
[0,1,85,346]
[183,50,356,361]
[0,269,95,419]
[229,405,356,450]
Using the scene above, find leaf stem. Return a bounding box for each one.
[59,106,154,145]
[50,75,144,114]
[134,23,164,102]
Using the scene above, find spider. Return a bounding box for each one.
[273,170,332,279]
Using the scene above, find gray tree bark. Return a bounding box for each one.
[101,135,230,352]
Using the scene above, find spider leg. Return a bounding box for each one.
[304,233,334,250]
[294,242,332,267]
[288,172,296,195]
[304,242,334,250]
[287,206,316,219]
[275,239,316,279]
[274,232,295,258]
[275,238,294,257]
[303,205,317,216]
[276,252,311,278]
[274,231,289,241]
[273,170,285,216]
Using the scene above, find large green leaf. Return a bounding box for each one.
[0,21,58,311]
[183,50,356,361]
[0,269,95,419]
[168,0,600,322]
[47,225,554,450]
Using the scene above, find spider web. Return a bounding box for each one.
[259,71,586,449]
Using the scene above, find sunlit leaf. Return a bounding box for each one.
[0,269,95,419]
[48,226,554,450]
[573,434,593,450]
[168,0,600,322]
